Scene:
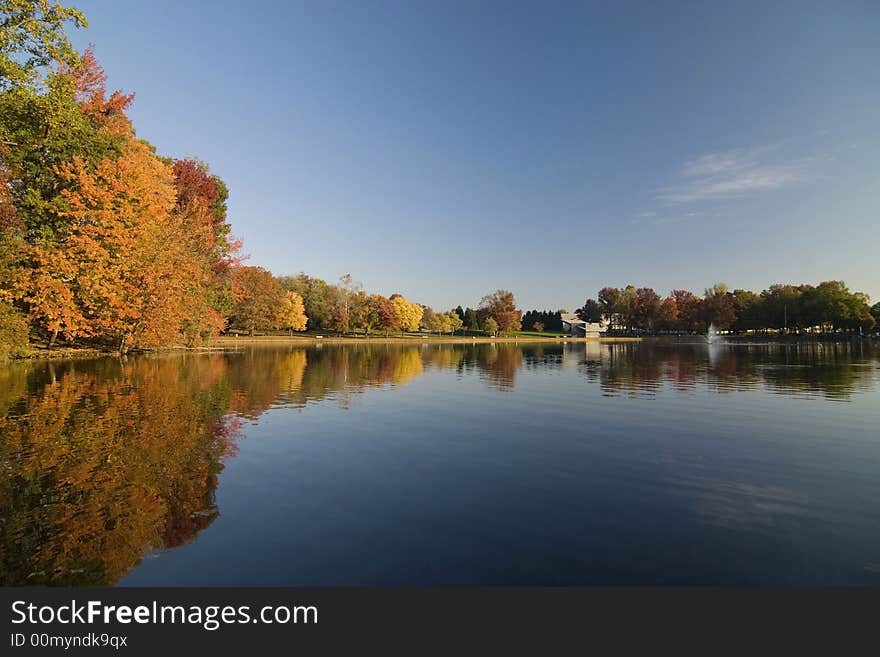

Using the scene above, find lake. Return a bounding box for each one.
[2,340,879,586]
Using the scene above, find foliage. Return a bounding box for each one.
[483,317,499,336]
[446,311,463,334]
[522,310,563,332]
[230,266,287,335]
[478,289,521,334]
[0,0,85,90]
[390,294,422,332]
[464,307,480,331]
[1,16,239,352]
[576,299,603,323]
[580,281,874,334]
[0,301,28,357]
[276,291,307,332]
[278,273,340,331]
[702,283,735,329]
[421,307,463,334]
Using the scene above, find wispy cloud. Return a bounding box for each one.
[657,147,804,203]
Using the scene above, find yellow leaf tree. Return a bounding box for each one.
[276,290,308,333]
[390,294,423,332]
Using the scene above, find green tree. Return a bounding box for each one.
[464,307,480,331]
[731,289,762,332]
[278,273,337,331]
[759,284,804,331]
[577,299,603,323]
[1,0,86,91]
[597,287,622,329]
[483,317,499,337]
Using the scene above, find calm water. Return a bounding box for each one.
[2,340,879,586]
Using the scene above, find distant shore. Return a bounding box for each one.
[10,332,877,362]
[7,334,642,361]
[208,334,643,347]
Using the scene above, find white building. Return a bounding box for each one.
[560,313,607,338]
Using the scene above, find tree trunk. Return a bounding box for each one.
[48,329,58,349]
[118,334,128,356]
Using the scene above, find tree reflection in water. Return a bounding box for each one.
[0,340,876,584]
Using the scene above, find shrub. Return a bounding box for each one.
[0,303,29,359]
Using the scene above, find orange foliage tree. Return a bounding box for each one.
[9,48,240,352]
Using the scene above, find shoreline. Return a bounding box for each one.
[7,334,642,361]
[8,332,876,362]
[208,334,643,347]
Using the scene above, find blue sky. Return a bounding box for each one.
[69,1,879,310]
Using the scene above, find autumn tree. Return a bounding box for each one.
[38,138,206,353]
[532,321,544,332]
[478,289,521,334]
[483,317,499,337]
[671,290,702,333]
[633,287,661,331]
[278,274,339,331]
[0,301,28,358]
[390,294,422,332]
[276,291,307,334]
[446,311,463,335]
[420,306,439,332]
[374,295,397,336]
[230,266,286,336]
[348,291,374,334]
[171,158,237,345]
[702,283,735,330]
[657,296,678,331]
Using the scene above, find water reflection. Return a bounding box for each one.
[580,341,879,399]
[0,357,236,585]
[0,341,877,585]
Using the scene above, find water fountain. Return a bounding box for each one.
[706,323,720,345]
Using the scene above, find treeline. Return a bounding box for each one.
[576,282,878,335]
[1,4,245,355]
[521,310,564,333]
[0,4,533,356]
[273,275,524,338]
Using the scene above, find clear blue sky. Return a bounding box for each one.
[69,0,879,311]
